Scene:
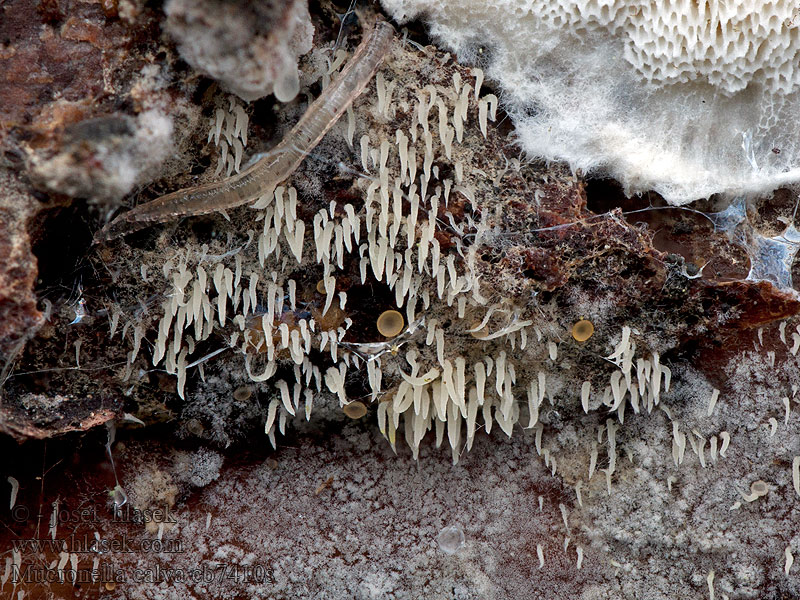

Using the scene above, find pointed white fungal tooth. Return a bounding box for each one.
[793,456,800,498]
[345,105,356,147]
[526,380,539,428]
[474,362,487,405]
[697,436,707,467]
[661,365,671,392]
[769,417,778,436]
[672,423,686,466]
[400,367,441,388]
[719,431,730,457]
[478,99,488,138]
[483,94,498,120]
[581,381,591,413]
[707,388,720,417]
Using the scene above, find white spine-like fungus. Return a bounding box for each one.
[707,570,715,600]
[707,388,720,417]
[719,432,731,458]
[7,477,19,510]
[122,11,716,491]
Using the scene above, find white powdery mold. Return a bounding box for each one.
[382,0,800,204]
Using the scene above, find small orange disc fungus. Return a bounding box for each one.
[468,321,488,339]
[233,386,252,401]
[572,319,594,342]
[343,401,368,419]
[377,310,404,337]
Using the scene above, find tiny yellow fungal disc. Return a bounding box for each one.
[377,310,404,337]
[572,319,594,342]
[469,321,488,339]
[316,279,327,294]
[233,386,252,401]
[311,303,346,331]
[343,401,368,419]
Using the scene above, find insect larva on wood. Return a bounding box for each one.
[96,20,395,242]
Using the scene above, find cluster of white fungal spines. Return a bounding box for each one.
[208,97,249,177]
[143,39,690,489]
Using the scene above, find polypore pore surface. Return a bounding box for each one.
[382,0,800,204]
